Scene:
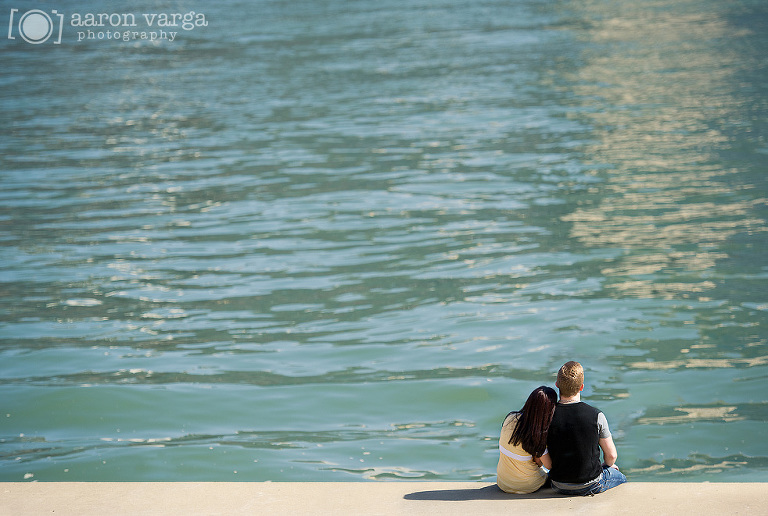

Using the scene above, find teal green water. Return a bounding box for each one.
[1,0,767,482]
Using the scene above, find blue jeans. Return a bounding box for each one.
[552,466,627,496]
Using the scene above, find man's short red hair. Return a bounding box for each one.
[557,361,584,397]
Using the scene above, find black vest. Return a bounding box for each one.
[547,402,603,484]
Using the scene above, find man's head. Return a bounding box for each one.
[556,361,584,398]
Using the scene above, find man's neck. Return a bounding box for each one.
[559,393,581,404]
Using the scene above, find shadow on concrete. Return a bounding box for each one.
[404,485,563,501]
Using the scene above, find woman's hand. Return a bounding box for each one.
[538,452,552,470]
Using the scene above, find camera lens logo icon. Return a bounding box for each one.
[19,10,52,43]
[8,8,64,44]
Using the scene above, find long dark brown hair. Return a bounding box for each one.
[508,386,558,457]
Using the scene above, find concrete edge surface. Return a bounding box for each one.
[2,482,766,515]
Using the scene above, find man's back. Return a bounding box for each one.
[547,402,603,484]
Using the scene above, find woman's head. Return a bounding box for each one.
[508,385,558,457]
[523,385,558,414]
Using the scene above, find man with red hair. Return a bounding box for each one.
[547,361,627,495]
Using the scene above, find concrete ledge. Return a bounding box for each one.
[3,482,766,515]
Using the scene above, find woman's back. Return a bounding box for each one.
[496,412,548,494]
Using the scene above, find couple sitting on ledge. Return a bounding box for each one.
[497,361,628,495]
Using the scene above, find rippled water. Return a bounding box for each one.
[1,0,767,482]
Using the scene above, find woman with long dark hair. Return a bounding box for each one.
[497,385,558,493]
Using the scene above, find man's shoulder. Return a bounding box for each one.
[556,401,603,419]
[580,401,602,413]
[558,401,601,411]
